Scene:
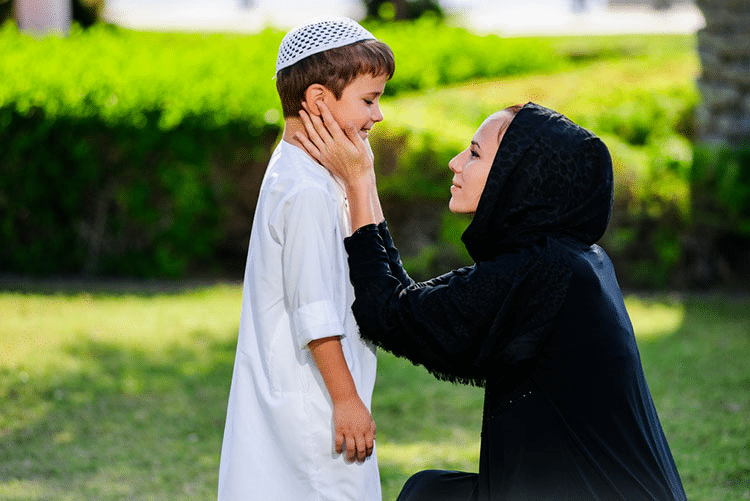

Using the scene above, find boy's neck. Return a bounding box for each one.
[282,117,308,153]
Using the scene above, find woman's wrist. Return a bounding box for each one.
[345,175,378,230]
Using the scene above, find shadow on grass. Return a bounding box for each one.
[0,330,237,500]
[0,275,241,298]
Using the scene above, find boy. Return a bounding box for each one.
[217,17,395,500]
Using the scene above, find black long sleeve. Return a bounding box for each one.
[344,223,532,385]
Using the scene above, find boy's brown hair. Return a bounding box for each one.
[276,39,395,118]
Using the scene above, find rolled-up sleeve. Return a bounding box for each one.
[277,187,345,349]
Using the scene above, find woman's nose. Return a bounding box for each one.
[449,152,463,173]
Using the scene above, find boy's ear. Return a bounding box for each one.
[303,84,328,116]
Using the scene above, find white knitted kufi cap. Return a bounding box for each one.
[275,17,376,75]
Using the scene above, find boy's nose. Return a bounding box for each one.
[372,103,384,123]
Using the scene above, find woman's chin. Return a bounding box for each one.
[449,199,473,214]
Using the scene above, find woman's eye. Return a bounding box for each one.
[364,99,373,105]
[470,149,480,158]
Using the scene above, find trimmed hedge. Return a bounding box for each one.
[0,22,616,278]
[0,24,283,276]
[3,22,744,289]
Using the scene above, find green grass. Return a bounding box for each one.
[1,284,748,500]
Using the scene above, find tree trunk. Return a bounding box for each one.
[690,0,750,288]
[695,0,750,146]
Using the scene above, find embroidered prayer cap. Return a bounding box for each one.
[275,17,376,76]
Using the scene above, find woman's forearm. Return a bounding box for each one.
[346,170,383,231]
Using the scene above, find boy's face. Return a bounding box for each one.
[321,73,388,140]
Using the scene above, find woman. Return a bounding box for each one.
[296,101,686,500]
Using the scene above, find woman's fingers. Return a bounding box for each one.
[299,109,329,151]
[318,101,347,143]
[294,131,321,161]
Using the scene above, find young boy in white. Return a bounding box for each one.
[218,18,395,500]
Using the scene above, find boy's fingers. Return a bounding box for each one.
[345,434,357,462]
[355,434,366,462]
[335,431,344,455]
[365,424,375,457]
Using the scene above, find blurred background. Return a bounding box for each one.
[4,0,748,291]
[2,2,749,500]
[100,0,704,35]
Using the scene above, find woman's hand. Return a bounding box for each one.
[296,101,384,231]
[295,101,374,188]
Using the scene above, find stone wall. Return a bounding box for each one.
[695,0,750,146]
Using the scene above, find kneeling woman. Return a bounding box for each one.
[297,102,686,500]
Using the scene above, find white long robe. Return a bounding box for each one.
[218,140,381,501]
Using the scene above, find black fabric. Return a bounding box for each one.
[344,103,686,500]
[397,470,479,501]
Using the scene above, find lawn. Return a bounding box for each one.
[0,283,748,500]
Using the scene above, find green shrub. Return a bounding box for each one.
[0,23,709,283]
[0,22,612,278]
[686,145,750,287]
[0,24,284,277]
[572,86,698,288]
[0,107,279,277]
[373,19,571,95]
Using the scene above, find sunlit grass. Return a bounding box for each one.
[625,294,686,340]
[2,284,748,500]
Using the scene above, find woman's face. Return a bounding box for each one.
[448,110,514,214]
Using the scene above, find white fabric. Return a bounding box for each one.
[218,140,381,501]
[275,16,375,75]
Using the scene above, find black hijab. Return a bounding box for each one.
[462,102,613,261]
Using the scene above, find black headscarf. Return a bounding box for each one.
[462,102,613,261]
[345,102,614,386]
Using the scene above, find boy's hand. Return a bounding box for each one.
[296,101,374,188]
[333,395,376,463]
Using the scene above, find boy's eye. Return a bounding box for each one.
[470,149,480,158]
[364,99,373,105]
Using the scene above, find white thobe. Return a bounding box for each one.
[218,140,381,501]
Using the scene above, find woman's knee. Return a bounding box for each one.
[396,469,478,501]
